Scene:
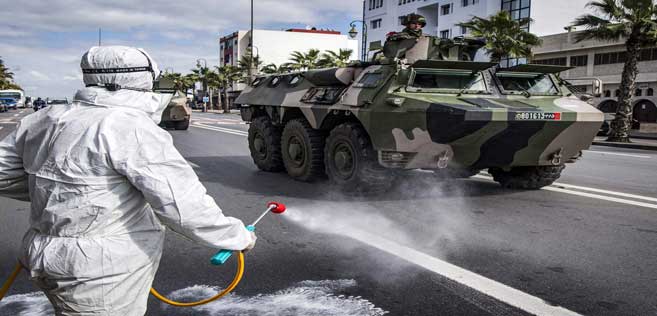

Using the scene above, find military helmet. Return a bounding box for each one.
[402,13,426,27]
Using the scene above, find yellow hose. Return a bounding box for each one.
[150,251,245,307]
[0,252,245,307]
[0,263,22,301]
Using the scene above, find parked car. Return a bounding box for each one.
[0,98,18,110]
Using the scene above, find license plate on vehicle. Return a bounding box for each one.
[514,112,561,120]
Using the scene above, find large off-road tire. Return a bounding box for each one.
[324,123,394,194]
[174,119,189,130]
[489,165,565,190]
[248,116,284,172]
[281,119,326,181]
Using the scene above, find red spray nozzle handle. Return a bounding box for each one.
[268,201,286,214]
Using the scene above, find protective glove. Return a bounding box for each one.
[243,231,257,252]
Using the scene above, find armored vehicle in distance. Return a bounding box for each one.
[235,36,604,193]
[154,77,191,130]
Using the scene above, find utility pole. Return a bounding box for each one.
[248,0,255,84]
[361,0,366,61]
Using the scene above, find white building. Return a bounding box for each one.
[534,30,657,131]
[219,28,359,68]
[364,0,590,59]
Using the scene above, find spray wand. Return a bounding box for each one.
[210,201,286,265]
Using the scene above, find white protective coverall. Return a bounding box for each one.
[0,46,254,316]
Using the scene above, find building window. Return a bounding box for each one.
[440,29,450,39]
[369,0,384,10]
[570,55,588,67]
[462,0,479,6]
[615,89,621,97]
[502,0,530,30]
[594,48,657,65]
[532,57,567,66]
[636,89,643,97]
[648,88,654,96]
[398,16,405,25]
[441,4,452,15]
[604,90,611,98]
[461,26,468,35]
[371,19,382,29]
[399,0,416,5]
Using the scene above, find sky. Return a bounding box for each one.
[0,0,362,99]
[0,0,597,99]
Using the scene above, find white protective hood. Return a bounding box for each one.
[74,45,170,123]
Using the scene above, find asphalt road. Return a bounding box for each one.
[1,109,656,316]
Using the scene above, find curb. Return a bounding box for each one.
[592,141,657,151]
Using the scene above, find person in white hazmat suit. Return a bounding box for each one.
[0,46,256,315]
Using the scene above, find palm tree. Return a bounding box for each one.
[457,11,542,63]
[238,53,263,74]
[261,63,294,74]
[161,72,192,92]
[318,49,354,68]
[214,65,243,113]
[190,66,212,110]
[572,0,657,142]
[0,57,19,90]
[289,49,321,70]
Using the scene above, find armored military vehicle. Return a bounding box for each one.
[235,36,604,193]
[154,77,191,130]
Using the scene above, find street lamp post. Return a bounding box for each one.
[348,19,368,61]
[248,0,255,84]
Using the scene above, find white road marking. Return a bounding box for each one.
[585,150,652,159]
[19,110,24,114]
[551,182,657,203]
[473,174,657,209]
[0,126,3,130]
[349,229,583,316]
[192,122,248,136]
[542,186,657,209]
[12,114,19,117]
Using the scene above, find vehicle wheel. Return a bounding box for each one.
[324,123,394,194]
[174,120,189,130]
[433,167,480,179]
[489,165,565,190]
[281,119,326,181]
[248,116,284,172]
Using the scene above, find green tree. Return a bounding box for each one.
[238,52,263,74]
[318,49,354,68]
[190,66,212,110]
[289,49,321,70]
[161,72,194,93]
[213,65,243,113]
[458,11,542,63]
[261,63,294,74]
[0,56,21,90]
[572,0,657,142]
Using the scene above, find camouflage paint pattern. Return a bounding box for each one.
[235,36,603,170]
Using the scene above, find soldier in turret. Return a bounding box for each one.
[387,13,426,41]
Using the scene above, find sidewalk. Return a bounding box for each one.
[629,131,657,140]
[593,136,657,151]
